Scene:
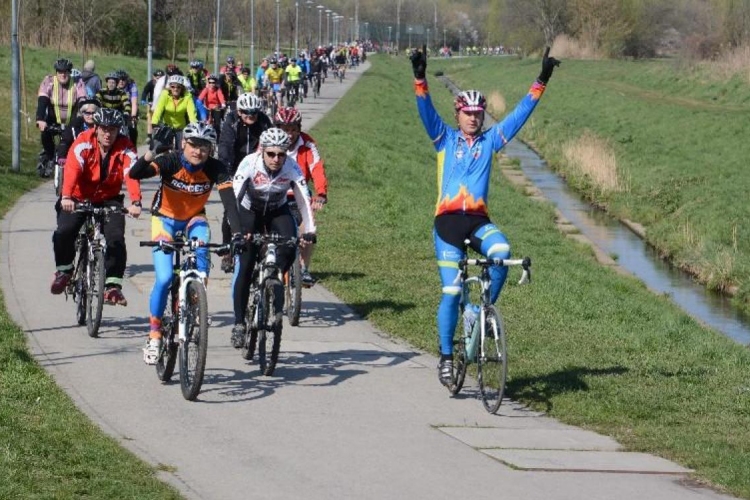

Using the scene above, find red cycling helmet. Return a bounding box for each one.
[274,106,302,126]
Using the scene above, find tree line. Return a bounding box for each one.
[3,0,750,61]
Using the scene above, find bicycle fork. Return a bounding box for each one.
[177,270,207,342]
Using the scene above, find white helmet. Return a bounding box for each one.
[183,122,218,145]
[237,92,262,113]
[259,128,290,150]
[167,75,184,87]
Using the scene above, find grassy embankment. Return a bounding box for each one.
[310,54,750,498]
[430,54,750,311]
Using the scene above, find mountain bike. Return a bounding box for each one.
[447,243,531,414]
[140,235,229,401]
[37,123,64,181]
[311,73,321,99]
[67,203,129,338]
[239,233,298,376]
[284,201,305,326]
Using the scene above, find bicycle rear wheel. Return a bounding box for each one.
[478,306,507,414]
[74,239,88,326]
[258,278,282,376]
[86,248,105,338]
[179,281,209,400]
[286,254,302,327]
[156,289,179,382]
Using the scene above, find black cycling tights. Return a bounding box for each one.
[233,205,297,324]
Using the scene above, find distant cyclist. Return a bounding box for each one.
[117,69,140,145]
[128,122,242,364]
[56,98,100,163]
[51,108,142,305]
[410,45,560,387]
[151,75,198,148]
[36,58,88,176]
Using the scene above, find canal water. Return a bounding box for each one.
[502,139,750,345]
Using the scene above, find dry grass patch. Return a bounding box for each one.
[562,130,625,194]
[551,34,604,60]
[487,91,506,116]
[702,44,750,82]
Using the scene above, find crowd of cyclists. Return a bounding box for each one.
[39,41,365,364]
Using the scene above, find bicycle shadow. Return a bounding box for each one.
[196,347,418,403]
[505,365,629,413]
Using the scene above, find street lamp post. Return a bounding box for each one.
[443,27,446,49]
[317,5,324,47]
[426,28,430,52]
[275,0,280,56]
[388,26,392,49]
[294,1,299,55]
[214,0,221,74]
[250,0,255,73]
[325,10,331,45]
[408,26,412,49]
[306,0,313,51]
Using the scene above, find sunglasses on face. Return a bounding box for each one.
[264,151,286,159]
[208,81,217,84]
[186,140,211,153]
[82,110,96,115]
[169,85,182,90]
[239,110,258,117]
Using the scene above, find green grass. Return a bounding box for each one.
[427,55,750,310]
[0,46,183,499]
[311,54,750,498]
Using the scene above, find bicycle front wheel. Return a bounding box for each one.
[450,330,468,396]
[478,306,507,414]
[86,248,105,338]
[286,255,302,327]
[258,278,282,376]
[179,281,209,400]
[242,296,258,361]
[74,240,88,326]
[157,289,179,382]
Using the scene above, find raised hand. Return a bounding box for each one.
[537,47,561,84]
[410,44,427,80]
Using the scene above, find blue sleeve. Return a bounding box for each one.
[194,97,209,121]
[489,81,546,152]
[415,80,448,151]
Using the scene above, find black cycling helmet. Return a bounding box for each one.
[116,69,129,80]
[226,55,235,64]
[93,108,125,128]
[105,71,119,82]
[54,58,73,72]
[153,69,165,77]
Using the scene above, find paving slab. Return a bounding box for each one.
[483,449,693,474]
[438,426,622,451]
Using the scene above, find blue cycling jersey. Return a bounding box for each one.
[414,79,545,216]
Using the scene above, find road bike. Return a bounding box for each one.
[140,235,229,401]
[310,73,321,99]
[447,242,531,414]
[239,233,298,376]
[67,203,129,338]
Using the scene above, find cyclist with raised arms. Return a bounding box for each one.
[274,107,328,286]
[128,122,242,364]
[410,45,560,387]
[217,92,272,272]
[51,108,142,305]
[36,58,88,176]
[229,128,317,348]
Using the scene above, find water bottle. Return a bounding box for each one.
[462,304,480,337]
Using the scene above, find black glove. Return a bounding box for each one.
[410,44,427,80]
[301,233,317,244]
[231,233,246,254]
[150,127,175,155]
[537,47,561,85]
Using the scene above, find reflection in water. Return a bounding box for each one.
[503,141,750,345]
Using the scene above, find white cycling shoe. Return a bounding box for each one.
[143,337,162,365]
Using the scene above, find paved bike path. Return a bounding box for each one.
[1,61,737,499]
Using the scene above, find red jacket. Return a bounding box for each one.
[288,132,328,197]
[198,86,226,110]
[63,128,141,204]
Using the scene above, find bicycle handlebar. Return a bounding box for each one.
[460,256,532,285]
[139,239,230,255]
[74,203,130,216]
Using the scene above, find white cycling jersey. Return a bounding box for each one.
[233,152,316,233]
